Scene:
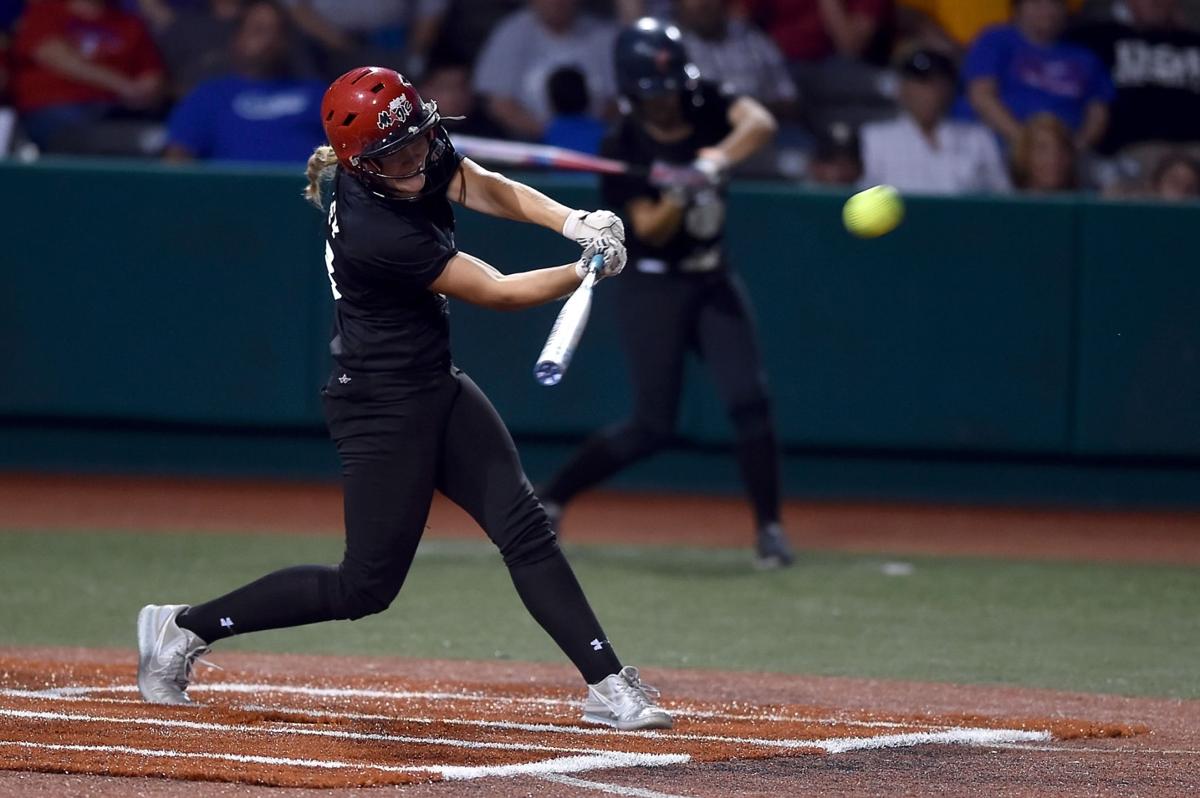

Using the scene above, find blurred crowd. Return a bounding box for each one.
[1,0,1198,201]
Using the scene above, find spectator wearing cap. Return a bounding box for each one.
[862,49,1011,193]
[961,0,1114,150]
[673,0,799,120]
[1068,0,1200,155]
[9,0,166,149]
[163,0,325,162]
[472,0,617,142]
[806,121,863,185]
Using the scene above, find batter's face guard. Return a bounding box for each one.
[321,66,453,199]
[614,18,700,115]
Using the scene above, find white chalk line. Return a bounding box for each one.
[820,729,1049,753]
[537,773,695,798]
[0,691,140,707]
[0,707,614,758]
[0,739,687,781]
[233,704,914,751]
[988,742,1200,756]
[4,683,918,729]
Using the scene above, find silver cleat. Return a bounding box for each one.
[583,666,674,731]
[136,604,210,705]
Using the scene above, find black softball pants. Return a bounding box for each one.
[178,367,622,684]
[540,270,782,528]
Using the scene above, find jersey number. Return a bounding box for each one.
[325,200,342,300]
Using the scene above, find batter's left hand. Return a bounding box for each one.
[577,237,627,281]
[562,209,626,247]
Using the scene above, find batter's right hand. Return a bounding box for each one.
[576,237,627,281]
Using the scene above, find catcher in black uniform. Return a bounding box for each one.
[135,66,671,731]
[539,19,795,568]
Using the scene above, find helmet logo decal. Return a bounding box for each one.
[377,94,414,130]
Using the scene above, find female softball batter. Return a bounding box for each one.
[136,66,671,731]
[539,19,795,568]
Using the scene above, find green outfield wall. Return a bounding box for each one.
[1,159,1197,503]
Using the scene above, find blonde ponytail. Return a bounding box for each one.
[304,145,339,208]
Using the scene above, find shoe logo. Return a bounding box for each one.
[338,374,351,384]
[590,638,608,651]
[220,617,234,630]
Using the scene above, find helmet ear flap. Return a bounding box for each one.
[428,129,447,162]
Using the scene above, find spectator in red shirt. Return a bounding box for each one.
[743,0,892,63]
[10,0,165,149]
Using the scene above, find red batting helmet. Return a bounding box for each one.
[321,66,453,195]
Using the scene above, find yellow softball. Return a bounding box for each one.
[843,185,905,239]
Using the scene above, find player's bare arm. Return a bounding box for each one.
[34,39,164,105]
[448,157,575,231]
[448,158,626,248]
[697,96,778,170]
[1077,100,1110,151]
[968,76,1024,143]
[626,196,685,246]
[429,252,584,311]
[628,96,777,245]
[446,156,624,246]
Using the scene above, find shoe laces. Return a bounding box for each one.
[173,643,218,689]
[616,667,661,708]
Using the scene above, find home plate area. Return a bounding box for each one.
[0,656,1144,789]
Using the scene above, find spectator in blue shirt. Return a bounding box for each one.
[164,0,325,162]
[961,0,1114,151]
[541,65,605,155]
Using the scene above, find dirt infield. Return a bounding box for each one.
[3,473,1199,563]
[2,473,1198,795]
[2,648,1193,797]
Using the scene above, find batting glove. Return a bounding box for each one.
[693,148,731,184]
[576,237,627,280]
[562,209,626,246]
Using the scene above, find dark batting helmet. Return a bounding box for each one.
[321,66,456,197]
[614,18,700,105]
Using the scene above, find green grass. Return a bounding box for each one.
[1,529,1197,699]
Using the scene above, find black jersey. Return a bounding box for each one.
[600,81,734,274]
[323,150,463,375]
